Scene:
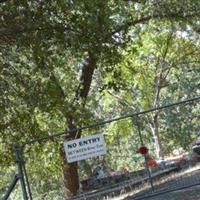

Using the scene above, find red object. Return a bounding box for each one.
[137,146,149,155]
[147,159,158,167]
[122,167,129,173]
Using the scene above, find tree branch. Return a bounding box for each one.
[0,0,8,3]
[107,91,135,111]
[112,12,200,36]
[75,52,97,106]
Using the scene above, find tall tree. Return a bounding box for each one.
[100,21,200,158]
[1,0,200,198]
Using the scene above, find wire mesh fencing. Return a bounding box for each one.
[3,97,200,200]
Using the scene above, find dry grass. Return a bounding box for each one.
[106,164,200,200]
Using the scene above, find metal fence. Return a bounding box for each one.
[1,96,200,200]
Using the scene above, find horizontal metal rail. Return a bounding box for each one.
[22,96,200,147]
[69,166,180,200]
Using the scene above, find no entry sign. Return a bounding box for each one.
[64,134,106,163]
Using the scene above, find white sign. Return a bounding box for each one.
[64,134,106,163]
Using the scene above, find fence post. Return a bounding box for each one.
[133,115,154,192]
[22,161,33,200]
[13,145,29,200]
[2,175,19,200]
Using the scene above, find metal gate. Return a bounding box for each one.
[1,96,200,200]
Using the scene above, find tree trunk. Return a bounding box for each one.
[60,149,80,197]
[61,52,97,198]
[149,115,164,159]
[60,112,81,197]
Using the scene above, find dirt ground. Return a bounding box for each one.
[123,165,200,200]
[72,164,200,200]
[137,186,200,200]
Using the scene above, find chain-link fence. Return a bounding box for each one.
[2,96,200,200]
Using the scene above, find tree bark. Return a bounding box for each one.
[149,115,164,159]
[60,149,80,197]
[61,52,97,198]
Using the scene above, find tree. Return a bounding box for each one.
[100,20,200,158]
[1,0,200,198]
[1,0,129,197]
